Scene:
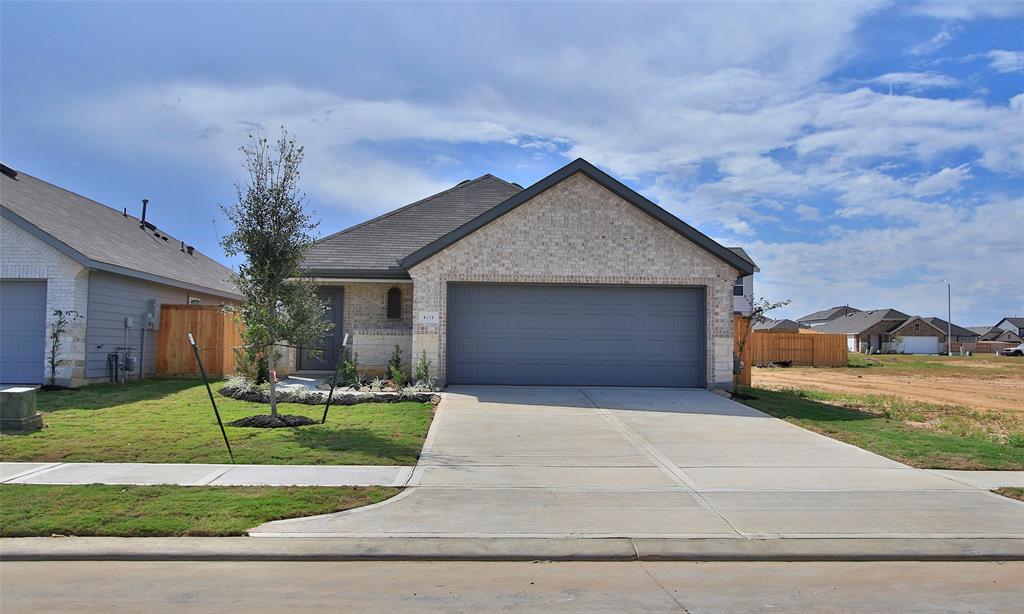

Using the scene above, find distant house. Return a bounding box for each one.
[752,318,809,332]
[995,317,1024,338]
[729,247,758,316]
[1,164,240,386]
[797,305,863,327]
[968,326,1023,344]
[812,309,978,354]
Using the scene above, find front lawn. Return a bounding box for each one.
[0,379,432,465]
[737,387,1024,470]
[0,484,396,536]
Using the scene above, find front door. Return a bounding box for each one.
[299,287,343,371]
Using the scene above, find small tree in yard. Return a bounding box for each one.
[733,296,790,392]
[221,127,331,417]
[47,309,81,386]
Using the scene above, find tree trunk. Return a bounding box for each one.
[267,343,278,417]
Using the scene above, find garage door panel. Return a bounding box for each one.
[447,284,704,387]
[1,280,47,384]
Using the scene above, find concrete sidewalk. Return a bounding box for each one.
[0,462,413,487]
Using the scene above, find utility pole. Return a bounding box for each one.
[942,279,952,356]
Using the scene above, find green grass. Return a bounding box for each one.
[995,488,1024,503]
[0,379,432,465]
[737,387,1024,470]
[0,484,397,536]
[846,353,882,368]
[844,352,1024,377]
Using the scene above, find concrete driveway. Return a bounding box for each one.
[253,387,1024,539]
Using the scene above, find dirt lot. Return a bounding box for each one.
[752,353,1024,415]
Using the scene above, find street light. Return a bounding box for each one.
[941,279,952,357]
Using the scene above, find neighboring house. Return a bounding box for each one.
[1,164,240,386]
[994,317,1024,338]
[728,247,757,316]
[813,308,978,354]
[797,305,863,327]
[752,318,809,333]
[968,326,1023,344]
[300,158,756,389]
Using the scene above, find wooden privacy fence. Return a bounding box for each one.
[156,305,243,377]
[734,316,848,386]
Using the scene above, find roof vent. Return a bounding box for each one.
[186,245,195,256]
[456,179,472,186]
[0,164,18,179]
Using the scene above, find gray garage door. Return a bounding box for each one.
[447,284,704,387]
[0,280,47,384]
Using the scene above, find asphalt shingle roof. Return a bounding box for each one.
[919,317,978,338]
[813,309,909,334]
[1,165,238,298]
[304,175,522,277]
[798,305,863,322]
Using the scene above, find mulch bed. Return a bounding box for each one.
[228,414,319,428]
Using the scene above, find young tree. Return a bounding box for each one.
[733,296,790,392]
[221,127,331,416]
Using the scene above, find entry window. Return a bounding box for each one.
[386,287,402,320]
[733,278,745,296]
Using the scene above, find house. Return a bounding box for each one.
[299,158,756,389]
[797,305,863,327]
[814,309,909,352]
[1,164,240,386]
[968,326,1023,344]
[994,317,1024,338]
[752,318,808,332]
[813,308,978,354]
[729,247,757,316]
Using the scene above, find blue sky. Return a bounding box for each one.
[2,1,1022,325]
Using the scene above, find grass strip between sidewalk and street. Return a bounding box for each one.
[0,379,433,465]
[0,484,398,537]
[737,387,1024,471]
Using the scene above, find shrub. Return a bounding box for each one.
[388,345,403,372]
[413,350,431,383]
[388,364,406,388]
[339,352,361,388]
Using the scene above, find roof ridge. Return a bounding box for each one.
[312,174,518,246]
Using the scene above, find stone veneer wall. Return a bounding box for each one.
[407,172,740,389]
[1,217,90,386]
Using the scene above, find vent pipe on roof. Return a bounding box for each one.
[140,199,149,229]
[123,208,128,217]
[186,245,195,256]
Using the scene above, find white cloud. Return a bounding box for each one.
[907,2,1024,20]
[751,195,1024,324]
[986,50,1024,73]
[912,165,972,197]
[794,204,822,221]
[907,27,960,56]
[869,72,960,92]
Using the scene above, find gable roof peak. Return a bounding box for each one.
[399,157,755,275]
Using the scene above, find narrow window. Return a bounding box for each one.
[733,278,745,297]
[387,287,402,320]
[914,323,920,332]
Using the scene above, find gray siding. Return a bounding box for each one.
[84,271,228,380]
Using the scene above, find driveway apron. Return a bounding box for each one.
[252,387,1024,538]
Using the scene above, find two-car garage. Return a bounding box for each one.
[446,283,705,387]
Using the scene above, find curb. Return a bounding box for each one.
[3,536,1024,562]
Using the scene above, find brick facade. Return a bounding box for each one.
[1,217,90,386]
[300,281,414,374]
[406,172,741,389]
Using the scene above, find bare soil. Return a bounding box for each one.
[753,356,1024,415]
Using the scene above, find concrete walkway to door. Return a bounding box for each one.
[252,387,1024,540]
